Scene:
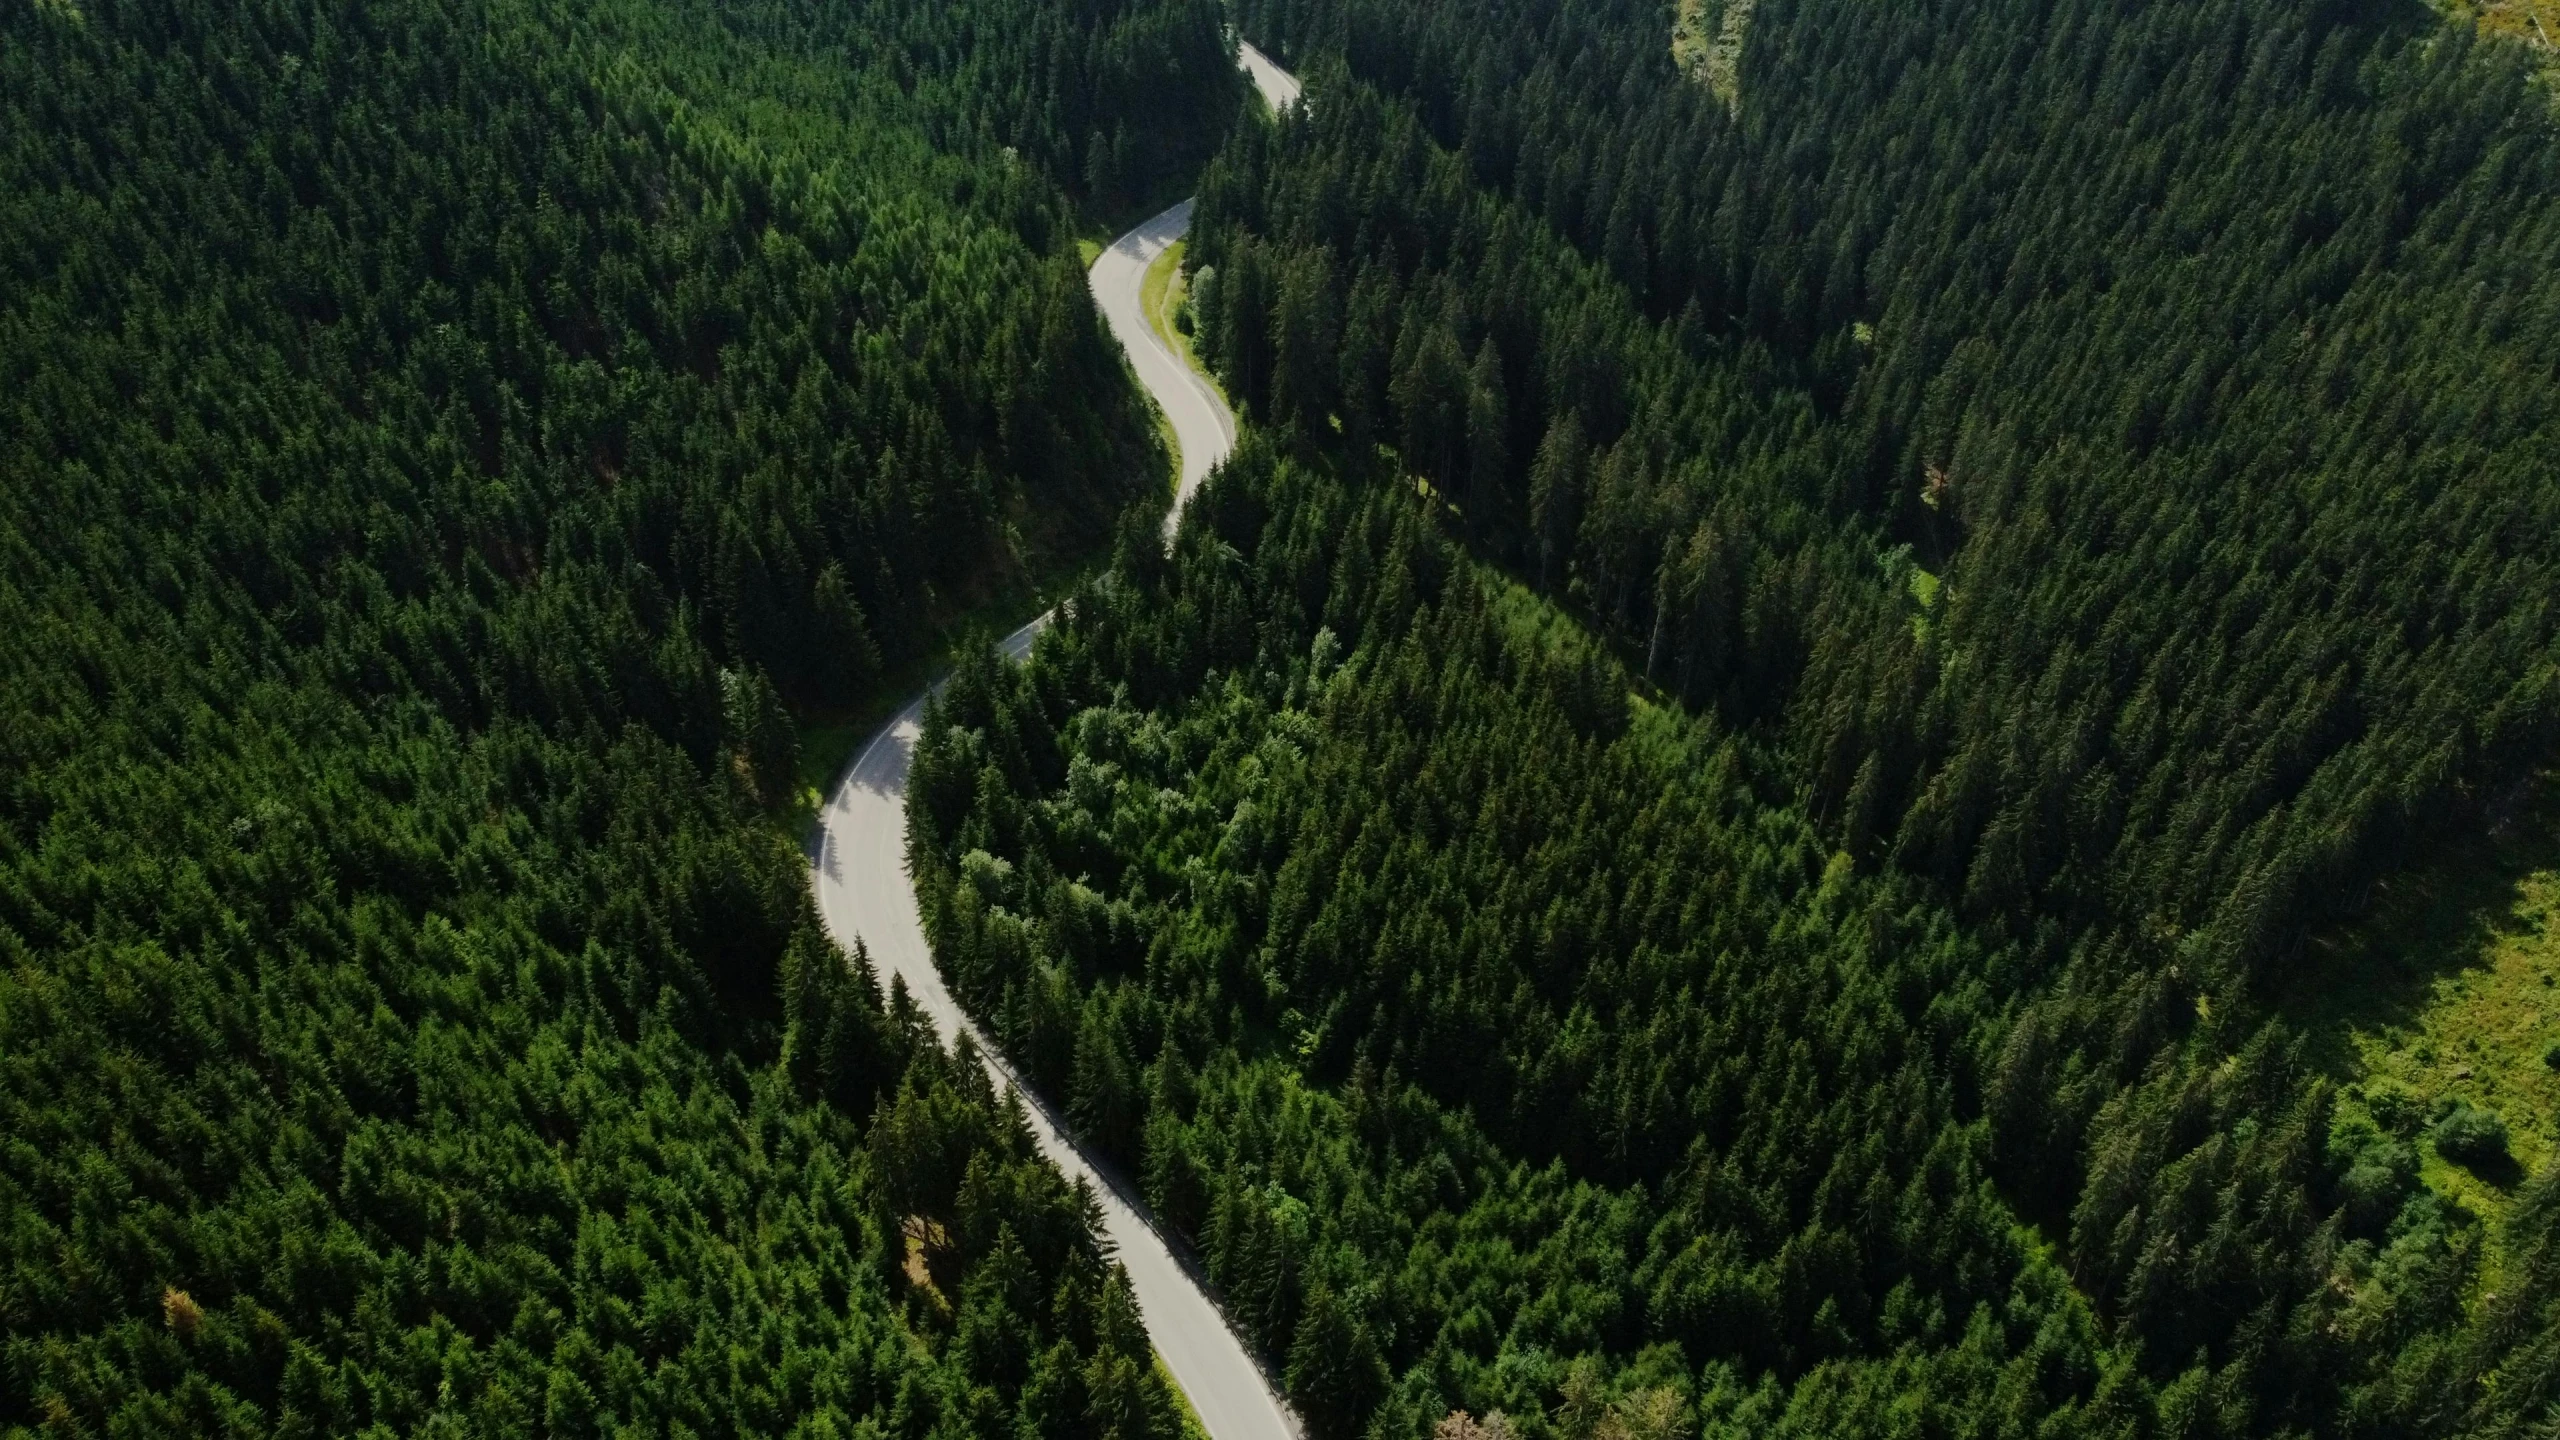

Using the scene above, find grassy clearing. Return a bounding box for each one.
[1483,565,1607,664]
[2431,0,2560,58]
[1671,0,1755,110]
[2278,774,2560,1246]
[1906,564,1942,643]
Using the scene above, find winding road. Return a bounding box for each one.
[1090,197,1231,524]
[1089,40,1299,523]
[1238,40,1304,112]
[809,44,1303,1440]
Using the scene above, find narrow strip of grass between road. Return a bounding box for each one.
[1142,238,1224,405]
[1132,237,1219,499]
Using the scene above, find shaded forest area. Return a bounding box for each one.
[914,0,2560,1433]
[0,0,1236,1431]
[917,453,2557,1440]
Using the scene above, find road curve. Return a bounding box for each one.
[1239,40,1303,112]
[1090,198,1232,524]
[809,42,1302,1440]
[1087,41,1297,522]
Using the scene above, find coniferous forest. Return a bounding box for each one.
[10,0,2560,1435]
[0,0,1237,1431]
[910,0,2560,1435]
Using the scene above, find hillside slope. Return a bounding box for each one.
[0,0,1236,1431]
[914,0,2560,1433]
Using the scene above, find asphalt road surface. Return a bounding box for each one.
[1089,197,1231,525]
[1239,40,1303,111]
[809,41,1305,1440]
[1089,41,1299,522]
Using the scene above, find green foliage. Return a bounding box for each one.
[1286,1284,1389,1440]
[1201,0,2560,999]
[916,425,2560,1439]
[915,446,2114,1436]
[2432,1102,2512,1170]
[1140,0,2560,1432]
[723,665,802,807]
[0,0,1240,1429]
[2330,1112,2422,1237]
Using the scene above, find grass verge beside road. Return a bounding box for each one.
[1140,238,1219,397]
[1133,236,1219,496]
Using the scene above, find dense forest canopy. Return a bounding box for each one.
[913,0,2560,1434]
[1200,0,2560,981]
[0,0,1236,1431]
[10,0,2560,1432]
[917,449,2558,1440]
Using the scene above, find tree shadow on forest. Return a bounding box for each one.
[2269,770,2560,1197]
